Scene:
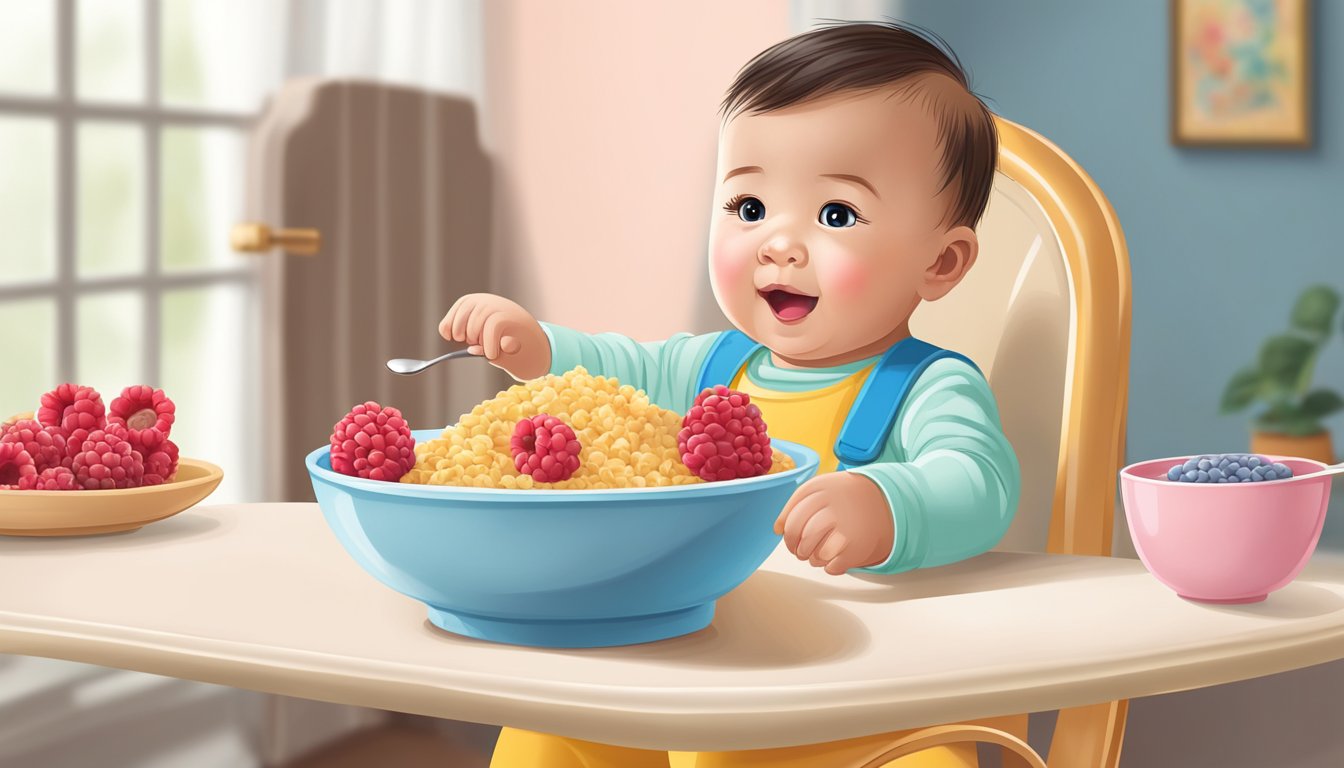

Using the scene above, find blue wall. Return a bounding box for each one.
[894,0,1343,464]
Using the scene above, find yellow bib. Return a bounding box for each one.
[730,359,877,475]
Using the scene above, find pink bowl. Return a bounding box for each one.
[1120,455,1332,604]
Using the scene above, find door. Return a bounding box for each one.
[237,78,509,502]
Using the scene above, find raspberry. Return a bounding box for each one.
[141,439,180,486]
[511,414,581,483]
[70,428,145,490]
[25,466,79,491]
[38,384,105,445]
[0,418,71,473]
[2,411,34,430]
[108,385,175,449]
[330,402,415,481]
[0,442,38,490]
[678,385,772,481]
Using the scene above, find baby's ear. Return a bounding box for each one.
[918,226,978,302]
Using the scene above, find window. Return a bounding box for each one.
[0,0,285,502]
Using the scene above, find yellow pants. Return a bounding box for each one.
[489,726,982,767]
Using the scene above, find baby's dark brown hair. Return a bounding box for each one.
[721,21,997,230]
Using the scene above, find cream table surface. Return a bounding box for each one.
[2,503,1344,751]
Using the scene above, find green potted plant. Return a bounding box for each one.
[1221,284,1342,463]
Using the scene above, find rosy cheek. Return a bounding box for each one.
[825,257,872,299]
[709,232,755,292]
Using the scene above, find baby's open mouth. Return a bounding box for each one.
[758,285,819,323]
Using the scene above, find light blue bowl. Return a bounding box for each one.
[306,429,819,648]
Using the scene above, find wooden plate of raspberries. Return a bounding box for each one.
[0,385,223,536]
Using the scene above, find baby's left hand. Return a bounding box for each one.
[774,472,895,575]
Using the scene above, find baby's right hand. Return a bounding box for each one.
[439,294,551,381]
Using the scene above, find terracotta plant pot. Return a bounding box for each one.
[1250,431,1335,464]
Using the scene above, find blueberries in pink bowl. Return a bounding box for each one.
[1166,453,1294,483]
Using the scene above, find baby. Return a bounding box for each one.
[450,21,1019,768]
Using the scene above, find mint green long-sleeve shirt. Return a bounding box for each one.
[539,322,1021,575]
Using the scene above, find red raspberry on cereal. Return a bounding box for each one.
[141,439,180,486]
[38,383,106,445]
[70,427,145,490]
[330,402,416,482]
[511,414,581,483]
[26,466,79,491]
[0,418,70,473]
[108,385,175,449]
[0,442,38,490]
[678,385,772,481]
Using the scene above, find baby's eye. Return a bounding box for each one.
[724,195,766,223]
[819,202,859,228]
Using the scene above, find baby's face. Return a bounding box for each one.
[708,87,976,366]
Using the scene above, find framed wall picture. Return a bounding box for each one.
[1171,0,1312,147]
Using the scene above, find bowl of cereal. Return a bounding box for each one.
[307,367,819,648]
[1120,453,1333,604]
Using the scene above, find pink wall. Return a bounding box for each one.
[482,1,791,341]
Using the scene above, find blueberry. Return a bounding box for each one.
[1167,466,1183,481]
[1196,470,1209,482]
[1272,463,1292,477]
[1184,470,1199,482]
[1184,459,1199,472]
[1198,459,1213,471]
[1227,461,1240,472]
[1251,467,1265,480]
[1264,470,1279,481]
[1218,457,1231,469]
[1217,477,1228,483]
[1236,467,1252,480]
[1208,467,1224,481]
[1227,475,1241,483]
[1248,457,1262,468]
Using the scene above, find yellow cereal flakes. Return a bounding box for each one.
[401,366,794,489]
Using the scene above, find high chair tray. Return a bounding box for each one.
[3,503,1344,752]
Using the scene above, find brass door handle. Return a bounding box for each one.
[231,223,321,256]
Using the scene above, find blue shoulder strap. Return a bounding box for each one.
[693,329,762,397]
[834,338,979,470]
[693,330,978,472]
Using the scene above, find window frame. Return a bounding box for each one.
[0,0,259,388]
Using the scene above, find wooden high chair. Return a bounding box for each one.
[863,116,1132,768]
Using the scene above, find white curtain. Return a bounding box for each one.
[286,0,485,104]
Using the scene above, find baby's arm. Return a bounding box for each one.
[540,322,721,413]
[439,293,719,412]
[845,358,1021,575]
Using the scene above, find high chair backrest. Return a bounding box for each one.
[909,117,1131,558]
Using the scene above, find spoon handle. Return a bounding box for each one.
[386,348,479,375]
[1314,462,1344,478]
[425,348,477,367]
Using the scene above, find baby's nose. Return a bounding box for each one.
[759,234,807,266]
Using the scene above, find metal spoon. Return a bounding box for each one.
[386,348,478,375]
